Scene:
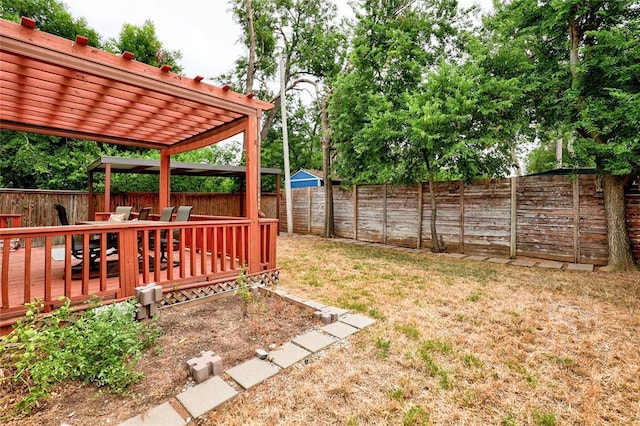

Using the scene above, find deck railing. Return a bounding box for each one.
[0,217,277,330]
[0,214,21,229]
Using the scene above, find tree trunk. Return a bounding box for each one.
[245,0,256,94]
[240,0,256,162]
[428,174,445,253]
[320,95,335,238]
[601,173,636,271]
[260,98,280,142]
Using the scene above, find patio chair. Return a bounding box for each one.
[54,204,101,270]
[147,206,176,259]
[160,205,193,263]
[137,207,152,220]
[112,206,133,221]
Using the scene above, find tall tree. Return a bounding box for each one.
[106,20,183,73]
[487,0,640,270]
[226,0,346,236]
[225,0,344,141]
[406,58,519,251]
[331,0,487,250]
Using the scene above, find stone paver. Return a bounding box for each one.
[566,263,594,272]
[340,313,375,329]
[269,342,311,369]
[487,257,511,264]
[176,376,237,419]
[119,402,185,426]
[444,253,467,259]
[323,306,350,316]
[511,259,537,267]
[321,321,359,339]
[292,330,335,353]
[465,255,489,261]
[537,261,564,269]
[226,358,279,390]
[304,300,326,310]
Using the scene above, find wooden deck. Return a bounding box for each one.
[0,218,279,333]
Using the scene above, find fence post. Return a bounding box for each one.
[353,185,358,241]
[307,187,312,234]
[383,184,387,244]
[573,176,580,263]
[510,176,517,259]
[459,182,465,253]
[417,183,423,249]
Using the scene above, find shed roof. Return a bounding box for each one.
[0,17,273,153]
[88,156,281,178]
[525,168,597,177]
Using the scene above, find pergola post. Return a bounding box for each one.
[104,163,111,213]
[245,116,261,273]
[159,151,171,209]
[88,171,94,220]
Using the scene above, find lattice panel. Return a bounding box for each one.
[160,270,280,307]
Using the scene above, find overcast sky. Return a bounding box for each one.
[61,0,493,81]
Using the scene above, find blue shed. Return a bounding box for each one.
[290,169,324,188]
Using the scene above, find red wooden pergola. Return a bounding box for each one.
[0,17,274,274]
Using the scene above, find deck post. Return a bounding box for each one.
[245,116,261,273]
[159,152,171,209]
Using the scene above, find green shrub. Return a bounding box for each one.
[0,297,161,415]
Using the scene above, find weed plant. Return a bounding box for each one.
[0,297,161,415]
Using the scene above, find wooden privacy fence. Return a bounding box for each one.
[280,174,640,265]
[0,189,278,247]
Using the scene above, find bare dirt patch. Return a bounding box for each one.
[1,290,318,425]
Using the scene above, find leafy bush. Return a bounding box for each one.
[0,297,161,414]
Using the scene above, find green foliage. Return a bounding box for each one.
[487,0,640,177]
[1,0,101,46]
[501,411,519,426]
[0,298,161,415]
[403,404,431,426]
[224,0,345,179]
[0,132,106,189]
[261,99,324,175]
[417,338,453,389]
[224,0,278,92]
[331,0,466,185]
[235,267,252,318]
[375,336,391,359]
[386,387,406,400]
[485,0,640,268]
[420,351,450,389]
[526,140,597,174]
[394,323,420,340]
[105,20,183,73]
[533,409,557,426]
[406,58,517,183]
[462,353,483,369]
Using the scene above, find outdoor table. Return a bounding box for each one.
[75,220,169,273]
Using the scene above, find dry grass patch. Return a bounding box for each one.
[202,235,640,425]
